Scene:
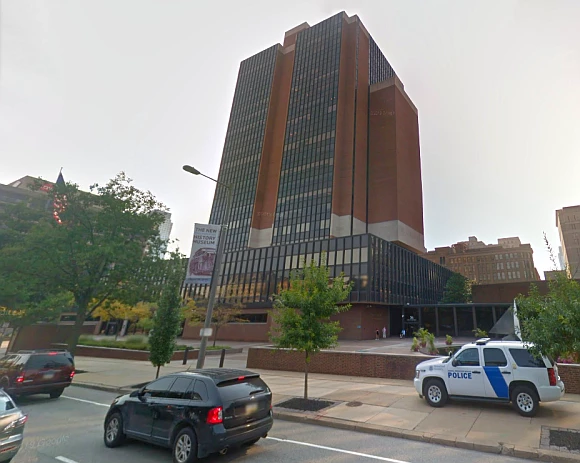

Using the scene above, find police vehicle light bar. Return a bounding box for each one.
[475,338,491,345]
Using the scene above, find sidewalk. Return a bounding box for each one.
[72,355,580,462]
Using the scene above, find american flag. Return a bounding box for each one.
[53,171,66,224]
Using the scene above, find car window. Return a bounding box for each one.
[484,348,508,367]
[189,380,208,401]
[0,397,15,411]
[509,348,546,368]
[26,354,72,370]
[217,377,269,402]
[0,355,26,369]
[167,378,194,400]
[142,377,175,398]
[454,348,480,367]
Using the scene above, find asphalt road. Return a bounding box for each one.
[12,386,539,463]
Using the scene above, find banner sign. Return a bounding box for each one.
[185,223,221,285]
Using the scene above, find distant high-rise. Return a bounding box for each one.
[154,210,173,257]
[556,205,580,278]
[209,11,424,254]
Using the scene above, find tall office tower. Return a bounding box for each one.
[185,12,450,342]
[153,210,173,258]
[209,11,424,254]
[556,205,580,278]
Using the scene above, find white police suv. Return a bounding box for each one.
[414,338,565,417]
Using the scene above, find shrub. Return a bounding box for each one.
[445,334,453,345]
[427,333,437,354]
[473,328,488,339]
[411,337,420,352]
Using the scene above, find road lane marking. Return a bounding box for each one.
[62,396,109,408]
[56,457,80,463]
[266,437,410,463]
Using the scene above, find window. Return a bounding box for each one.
[0,397,15,412]
[440,257,446,265]
[189,380,208,401]
[142,377,175,398]
[483,348,507,367]
[217,377,270,402]
[26,354,72,369]
[236,313,268,323]
[454,348,480,366]
[167,378,194,399]
[509,349,546,368]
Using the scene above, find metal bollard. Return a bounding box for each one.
[182,347,190,365]
[219,349,226,368]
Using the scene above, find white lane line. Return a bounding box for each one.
[56,457,80,463]
[266,437,410,463]
[62,396,109,408]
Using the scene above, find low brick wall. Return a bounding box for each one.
[246,347,431,380]
[51,344,199,362]
[247,347,580,395]
[558,364,580,394]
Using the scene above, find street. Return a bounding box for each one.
[12,386,539,463]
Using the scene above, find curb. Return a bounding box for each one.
[72,383,133,395]
[273,409,580,463]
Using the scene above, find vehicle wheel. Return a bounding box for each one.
[512,385,539,417]
[173,427,197,463]
[49,388,64,399]
[424,378,448,407]
[104,412,126,448]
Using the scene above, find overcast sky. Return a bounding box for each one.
[1,0,579,276]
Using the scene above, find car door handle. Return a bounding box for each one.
[502,371,511,375]
[471,371,481,374]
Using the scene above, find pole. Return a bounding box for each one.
[196,185,232,369]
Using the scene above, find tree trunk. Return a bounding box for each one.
[155,365,160,379]
[67,301,88,356]
[304,351,309,400]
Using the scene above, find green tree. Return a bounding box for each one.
[148,268,184,379]
[0,173,173,355]
[518,272,580,361]
[187,301,247,347]
[270,254,353,400]
[441,273,472,303]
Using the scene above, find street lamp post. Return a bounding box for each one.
[183,165,232,369]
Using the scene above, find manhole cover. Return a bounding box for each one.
[541,426,580,454]
[346,401,362,407]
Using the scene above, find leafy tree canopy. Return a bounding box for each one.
[0,172,182,354]
[441,273,472,303]
[187,300,246,347]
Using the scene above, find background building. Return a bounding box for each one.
[154,210,173,258]
[184,12,451,341]
[423,236,540,284]
[0,176,55,212]
[556,205,580,278]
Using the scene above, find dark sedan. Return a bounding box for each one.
[103,369,273,463]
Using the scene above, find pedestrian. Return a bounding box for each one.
[375,329,380,340]
[400,328,406,339]
[382,326,387,339]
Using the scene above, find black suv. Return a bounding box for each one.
[0,350,75,398]
[103,369,273,463]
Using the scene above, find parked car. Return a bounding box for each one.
[0,350,75,399]
[414,338,565,417]
[103,369,273,463]
[0,389,27,462]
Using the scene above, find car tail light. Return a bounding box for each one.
[548,368,557,386]
[238,376,245,381]
[206,407,223,424]
[15,376,24,384]
[3,414,27,432]
[70,370,75,379]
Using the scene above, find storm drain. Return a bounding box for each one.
[541,426,580,453]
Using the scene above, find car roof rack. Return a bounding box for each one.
[475,338,491,345]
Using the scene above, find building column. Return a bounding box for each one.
[435,307,440,337]
[492,306,497,324]
[472,306,478,333]
[453,307,459,337]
